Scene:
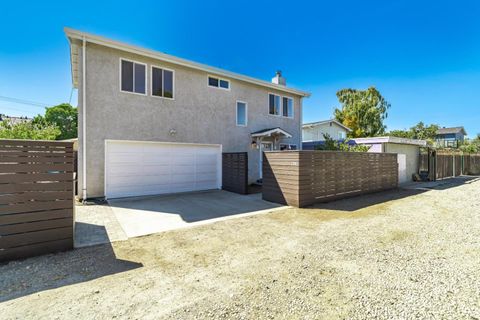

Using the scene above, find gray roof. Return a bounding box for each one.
[302,119,352,132]
[251,127,292,138]
[436,127,467,135]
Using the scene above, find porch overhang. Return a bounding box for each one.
[251,127,292,138]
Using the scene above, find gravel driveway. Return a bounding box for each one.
[1,178,480,319]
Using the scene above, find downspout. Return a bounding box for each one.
[82,36,87,201]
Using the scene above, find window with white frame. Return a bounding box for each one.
[121,59,146,94]
[208,76,230,90]
[269,93,281,115]
[282,97,294,118]
[236,101,247,126]
[338,131,346,140]
[152,66,174,99]
[280,144,297,151]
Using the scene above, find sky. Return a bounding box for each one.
[1,0,479,136]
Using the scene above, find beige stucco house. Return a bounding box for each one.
[65,28,310,199]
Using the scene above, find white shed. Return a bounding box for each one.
[353,136,427,184]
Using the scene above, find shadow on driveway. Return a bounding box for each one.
[0,242,142,303]
[107,190,283,238]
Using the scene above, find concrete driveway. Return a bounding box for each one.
[106,190,284,238]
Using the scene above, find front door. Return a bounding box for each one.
[259,142,273,180]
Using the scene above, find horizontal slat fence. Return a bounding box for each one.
[263,151,398,207]
[0,139,74,262]
[222,152,248,195]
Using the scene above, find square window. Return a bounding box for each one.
[151,66,174,99]
[120,59,146,94]
[208,77,219,87]
[209,76,230,90]
[219,79,229,89]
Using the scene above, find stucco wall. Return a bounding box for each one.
[77,43,303,198]
[302,122,348,141]
[384,143,420,183]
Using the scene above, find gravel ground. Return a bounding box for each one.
[1,178,480,319]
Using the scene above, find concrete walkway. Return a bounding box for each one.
[75,190,285,246]
[75,204,127,248]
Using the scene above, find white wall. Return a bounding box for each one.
[302,122,348,141]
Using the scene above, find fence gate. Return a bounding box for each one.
[0,139,75,262]
[419,150,480,180]
[222,152,248,195]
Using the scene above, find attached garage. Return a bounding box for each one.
[105,140,222,199]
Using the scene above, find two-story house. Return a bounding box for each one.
[302,119,352,150]
[435,127,467,148]
[65,28,310,200]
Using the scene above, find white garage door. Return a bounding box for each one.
[105,141,221,199]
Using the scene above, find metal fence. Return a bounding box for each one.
[263,151,398,207]
[0,139,75,262]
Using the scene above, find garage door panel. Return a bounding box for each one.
[108,153,141,163]
[108,174,171,187]
[106,141,221,198]
[142,154,171,164]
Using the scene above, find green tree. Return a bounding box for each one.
[34,103,77,140]
[0,120,60,140]
[334,87,390,138]
[315,133,370,152]
[388,122,439,145]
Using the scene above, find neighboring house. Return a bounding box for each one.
[0,114,32,124]
[65,28,310,200]
[302,119,352,150]
[353,136,427,184]
[435,127,467,148]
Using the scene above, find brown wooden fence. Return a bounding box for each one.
[463,154,480,175]
[263,151,398,207]
[222,152,248,195]
[419,151,480,180]
[0,139,75,262]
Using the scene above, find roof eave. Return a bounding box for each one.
[64,27,311,97]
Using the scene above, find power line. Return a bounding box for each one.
[0,95,50,108]
[0,105,37,115]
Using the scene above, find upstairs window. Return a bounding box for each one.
[152,66,174,99]
[236,101,247,126]
[282,97,294,118]
[269,94,281,115]
[208,76,230,90]
[121,59,146,94]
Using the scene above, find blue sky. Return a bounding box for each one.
[1,0,479,136]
